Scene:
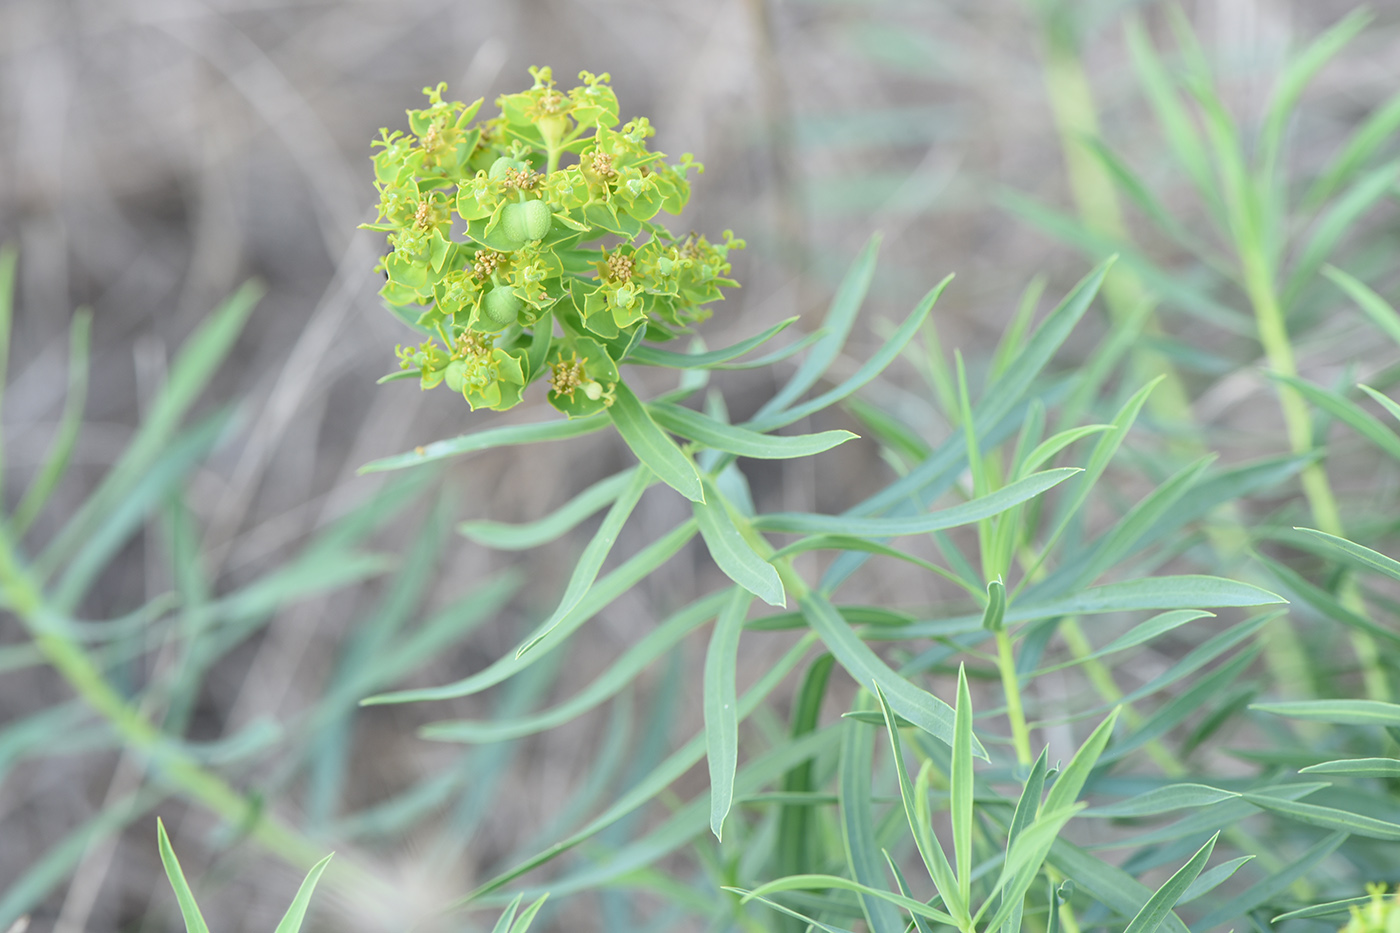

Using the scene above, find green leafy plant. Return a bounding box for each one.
[9,6,1400,931]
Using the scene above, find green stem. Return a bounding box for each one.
[0,532,386,899]
[994,630,1033,767]
[1240,237,1390,701]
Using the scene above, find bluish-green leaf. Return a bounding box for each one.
[358,414,609,474]
[157,818,212,933]
[459,469,641,550]
[1083,784,1239,818]
[695,480,784,606]
[626,317,798,368]
[1251,698,1400,727]
[753,468,1078,537]
[272,852,334,933]
[651,401,857,459]
[609,382,703,502]
[706,587,751,840]
[803,593,980,755]
[1301,758,1400,777]
[517,465,651,656]
[1120,833,1217,933]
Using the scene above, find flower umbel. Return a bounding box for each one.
[363,68,743,418]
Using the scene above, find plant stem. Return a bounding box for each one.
[1239,236,1390,701]
[994,630,1033,767]
[0,532,386,901]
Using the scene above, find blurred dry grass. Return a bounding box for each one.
[1,0,1398,930]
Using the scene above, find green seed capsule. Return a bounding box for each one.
[500,202,529,245]
[443,359,468,393]
[501,200,551,244]
[481,287,522,328]
[488,156,527,180]
[521,199,552,240]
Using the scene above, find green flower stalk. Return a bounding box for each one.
[364,68,744,414]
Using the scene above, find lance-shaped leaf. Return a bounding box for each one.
[753,469,1079,537]
[804,593,983,755]
[626,316,799,368]
[651,401,857,459]
[1120,833,1218,933]
[609,382,704,502]
[459,468,641,550]
[359,414,609,474]
[695,480,784,606]
[706,587,752,840]
[157,818,212,933]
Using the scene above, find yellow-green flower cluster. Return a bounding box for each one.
[364,68,743,415]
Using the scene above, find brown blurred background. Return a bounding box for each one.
[2,0,1397,930]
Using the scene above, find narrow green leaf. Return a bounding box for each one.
[1270,372,1400,462]
[979,805,1083,932]
[840,694,906,933]
[363,519,697,704]
[1273,896,1373,924]
[490,894,525,933]
[1283,162,1400,305]
[1325,264,1400,349]
[609,382,703,502]
[1121,833,1217,933]
[1046,709,1120,814]
[1015,424,1112,479]
[739,875,957,927]
[651,401,857,459]
[1125,19,1220,218]
[1307,89,1400,209]
[272,852,334,933]
[1292,527,1400,584]
[951,666,974,908]
[1179,856,1253,904]
[1035,611,1214,675]
[706,587,752,840]
[753,468,1078,538]
[1083,784,1239,818]
[770,535,982,599]
[1045,838,1190,933]
[1360,384,1400,426]
[508,893,549,933]
[157,818,212,933]
[721,890,855,933]
[1300,758,1400,777]
[1019,576,1285,621]
[1195,832,1347,929]
[875,686,966,923]
[516,465,651,656]
[756,235,880,420]
[1007,749,1048,849]
[751,275,951,433]
[459,469,640,550]
[695,480,784,606]
[1259,8,1371,193]
[1251,698,1400,727]
[11,310,90,536]
[421,590,726,742]
[1070,456,1213,589]
[1100,650,1258,764]
[804,593,980,755]
[452,633,814,904]
[626,317,798,368]
[39,282,261,575]
[358,414,608,474]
